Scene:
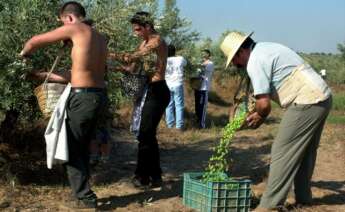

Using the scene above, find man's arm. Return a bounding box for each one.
[246,94,271,129]
[20,25,74,56]
[126,35,161,62]
[28,71,71,83]
[48,71,71,83]
[108,52,127,61]
[112,63,136,73]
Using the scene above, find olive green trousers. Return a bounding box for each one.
[259,97,332,208]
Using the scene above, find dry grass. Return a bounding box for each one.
[0,73,344,211]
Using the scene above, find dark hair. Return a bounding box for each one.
[168,44,176,57]
[240,37,256,49]
[202,49,211,57]
[130,11,154,28]
[59,1,86,18]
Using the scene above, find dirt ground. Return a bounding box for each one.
[0,78,344,211]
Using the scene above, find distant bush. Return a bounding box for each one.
[332,92,345,111]
[300,53,345,84]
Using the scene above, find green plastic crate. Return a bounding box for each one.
[183,172,251,212]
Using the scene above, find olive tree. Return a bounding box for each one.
[0,0,63,139]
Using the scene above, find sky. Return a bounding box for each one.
[160,0,345,53]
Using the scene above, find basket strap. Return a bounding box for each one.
[42,47,65,102]
[43,47,65,86]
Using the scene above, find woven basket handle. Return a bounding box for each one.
[43,47,65,86]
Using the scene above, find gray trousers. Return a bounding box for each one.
[260,97,332,208]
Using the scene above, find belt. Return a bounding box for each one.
[71,87,105,93]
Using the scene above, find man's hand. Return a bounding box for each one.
[123,53,132,63]
[246,94,271,129]
[19,50,31,59]
[246,112,265,129]
[19,50,26,57]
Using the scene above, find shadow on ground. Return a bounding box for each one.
[208,91,232,107]
[94,132,272,209]
[312,180,345,205]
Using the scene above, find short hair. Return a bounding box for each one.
[59,1,86,18]
[168,44,176,57]
[130,11,154,28]
[202,49,211,57]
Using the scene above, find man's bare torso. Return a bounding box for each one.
[70,23,107,88]
[135,34,167,82]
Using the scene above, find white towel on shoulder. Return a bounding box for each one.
[44,83,71,169]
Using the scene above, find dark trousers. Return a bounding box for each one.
[64,91,107,200]
[194,90,208,128]
[135,80,170,180]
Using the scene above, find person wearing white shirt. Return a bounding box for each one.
[319,69,327,79]
[165,45,187,130]
[194,49,214,129]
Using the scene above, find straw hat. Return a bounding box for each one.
[220,31,254,68]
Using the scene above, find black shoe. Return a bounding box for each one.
[150,177,163,189]
[62,198,97,210]
[131,175,150,189]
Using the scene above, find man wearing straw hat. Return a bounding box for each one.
[20,1,107,209]
[220,32,332,211]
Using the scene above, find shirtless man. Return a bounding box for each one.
[20,1,107,209]
[109,11,170,189]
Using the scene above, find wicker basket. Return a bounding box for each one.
[34,83,66,117]
[33,49,66,118]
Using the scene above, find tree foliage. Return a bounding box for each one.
[0,0,62,120]
[0,0,201,123]
[337,42,345,61]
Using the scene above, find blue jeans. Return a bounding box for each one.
[165,85,184,129]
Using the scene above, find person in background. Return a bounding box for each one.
[220,31,332,211]
[89,109,113,166]
[164,44,187,131]
[194,49,214,129]
[319,69,327,79]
